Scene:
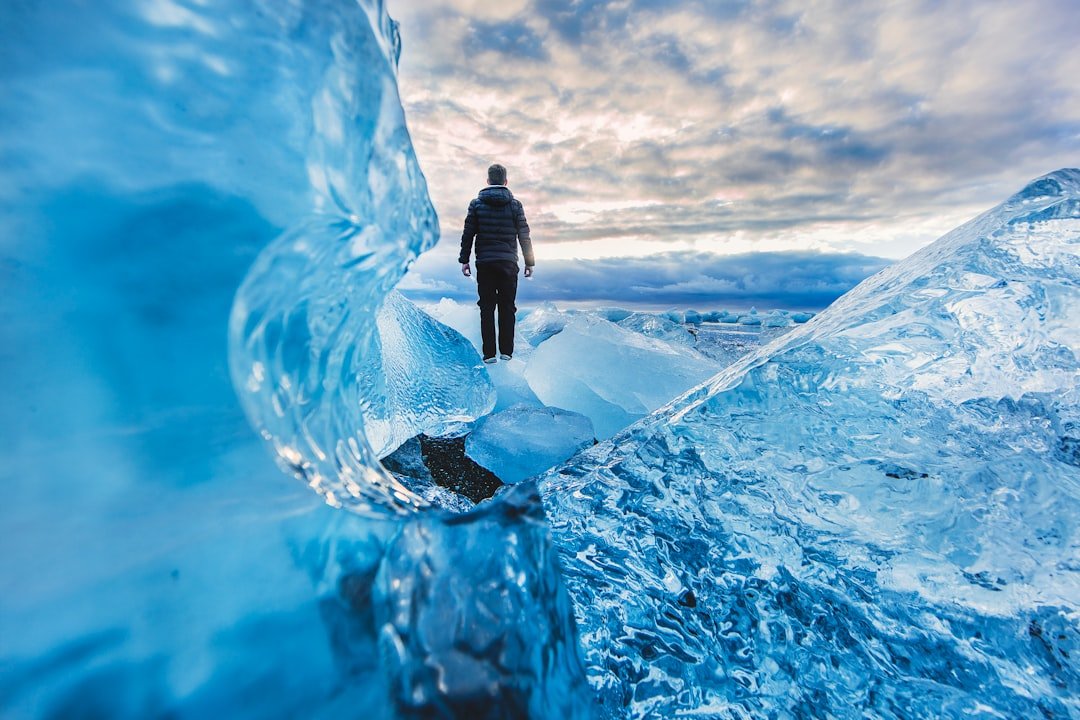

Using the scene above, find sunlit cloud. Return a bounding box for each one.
[389,0,1080,307]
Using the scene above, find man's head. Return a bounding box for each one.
[487,163,507,186]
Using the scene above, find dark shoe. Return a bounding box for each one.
[499,353,512,361]
[483,356,497,364]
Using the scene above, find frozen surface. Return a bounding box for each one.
[762,309,794,327]
[616,312,697,346]
[423,298,543,412]
[366,291,495,458]
[0,1,423,714]
[466,404,596,484]
[372,483,595,718]
[692,323,794,366]
[1,0,587,716]
[7,1,1077,718]
[424,296,484,343]
[540,169,1080,718]
[525,315,722,439]
[517,302,572,346]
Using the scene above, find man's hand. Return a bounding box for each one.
[461,263,471,277]
[524,266,533,278]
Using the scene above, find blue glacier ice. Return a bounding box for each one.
[525,314,723,439]
[617,312,698,347]
[4,0,1079,718]
[1,0,590,716]
[465,404,596,484]
[539,169,1080,718]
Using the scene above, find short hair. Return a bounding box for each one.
[487,163,507,185]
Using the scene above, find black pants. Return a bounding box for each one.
[476,261,518,359]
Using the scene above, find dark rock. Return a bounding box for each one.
[417,434,503,503]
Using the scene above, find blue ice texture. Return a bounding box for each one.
[1,1,590,717]
[540,169,1080,718]
[524,315,723,439]
[465,404,596,484]
[2,0,1078,718]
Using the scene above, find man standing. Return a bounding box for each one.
[459,163,535,363]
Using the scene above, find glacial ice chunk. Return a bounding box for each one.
[737,306,762,324]
[517,301,572,346]
[524,315,722,439]
[1,0,443,714]
[365,291,495,458]
[465,404,595,484]
[422,299,544,411]
[423,296,483,344]
[616,311,697,346]
[375,484,595,718]
[2,0,593,716]
[762,309,794,327]
[539,169,1080,718]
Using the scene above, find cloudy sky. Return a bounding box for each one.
[390,0,1080,309]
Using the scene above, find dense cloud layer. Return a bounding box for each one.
[390,0,1080,306]
[400,249,891,309]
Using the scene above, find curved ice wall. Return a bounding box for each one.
[224,4,499,516]
[0,0,527,716]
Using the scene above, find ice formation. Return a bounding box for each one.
[1,0,588,715]
[366,291,495,458]
[517,302,572,346]
[373,483,595,717]
[422,299,544,412]
[4,0,1078,717]
[466,404,596,484]
[539,169,1080,718]
[525,315,722,439]
[616,312,698,346]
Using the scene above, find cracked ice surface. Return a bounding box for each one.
[540,170,1080,719]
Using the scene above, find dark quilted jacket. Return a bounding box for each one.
[458,185,534,267]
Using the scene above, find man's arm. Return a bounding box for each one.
[514,200,534,274]
[459,201,477,271]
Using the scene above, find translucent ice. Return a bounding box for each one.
[540,169,1080,718]
[524,314,722,439]
[365,291,495,458]
[2,0,430,714]
[616,311,697,346]
[518,301,572,346]
[422,299,543,411]
[737,306,762,324]
[423,296,484,344]
[375,484,595,718]
[1,0,588,715]
[762,309,794,327]
[465,404,596,484]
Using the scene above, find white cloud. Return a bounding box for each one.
[389,0,1080,275]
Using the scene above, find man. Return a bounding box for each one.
[459,163,535,363]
